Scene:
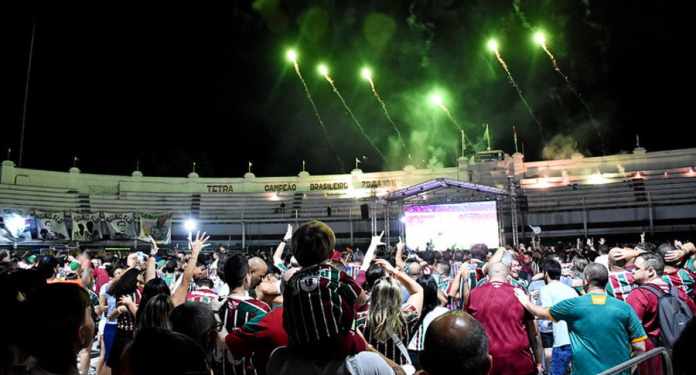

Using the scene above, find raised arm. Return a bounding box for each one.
[273,224,293,267]
[360,231,385,272]
[144,235,158,283]
[172,232,209,306]
[374,259,424,316]
[394,237,406,271]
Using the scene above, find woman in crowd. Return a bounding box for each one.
[359,259,424,368]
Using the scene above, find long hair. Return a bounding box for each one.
[136,293,173,331]
[108,268,140,298]
[367,277,404,342]
[416,274,439,326]
[136,278,171,324]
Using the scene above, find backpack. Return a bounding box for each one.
[639,284,694,348]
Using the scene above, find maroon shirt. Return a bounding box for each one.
[466,281,535,375]
[626,282,696,375]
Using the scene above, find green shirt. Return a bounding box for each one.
[549,292,647,375]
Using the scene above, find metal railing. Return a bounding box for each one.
[598,347,672,375]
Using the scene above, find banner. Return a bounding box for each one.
[138,213,172,244]
[0,208,32,242]
[34,210,69,240]
[104,212,138,240]
[71,213,104,241]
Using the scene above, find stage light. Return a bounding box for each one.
[360,67,372,81]
[317,63,329,76]
[183,219,197,233]
[486,39,499,53]
[285,49,298,63]
[532,31,546,46]
[269,192,280,201]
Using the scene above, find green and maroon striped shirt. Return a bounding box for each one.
[283,263,362,347]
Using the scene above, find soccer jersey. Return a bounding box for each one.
[606,270,636,301]
[215,295,271,375]
[283,263,362,347]
[549,292,647,375]
[360,303,420,365]
[662,268,694,296]
[187,287,219,305]
[466,281,535,375]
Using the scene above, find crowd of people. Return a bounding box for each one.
[1,222,695,375]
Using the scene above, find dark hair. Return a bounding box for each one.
[170,302,218,353]
[136,293,173,331]
[36,255,58,280]
[416,274,440,326]
[125,328,210,375]
[137,278,171,324]
[291,220,336,267]
[163,259,178,273]
[108,268,140,297]
[23,283,92,374]
[363,263,386,291]
[637,252,665,276]
[583,263,609,289]
[655,243,677,265]
[470,244,488,261]
[223,253,249,289]
[420,311,489,375]
[195,278,214,289]
[543,259,562,281]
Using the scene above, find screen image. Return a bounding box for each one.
[402,201,499,250]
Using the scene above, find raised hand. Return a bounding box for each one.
[191,231,210,254]
[283,224,293,241]
[147,235,159,256]
[369,231,385,248]
[373,258,396,275]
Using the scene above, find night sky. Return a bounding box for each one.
[4,1,693,178]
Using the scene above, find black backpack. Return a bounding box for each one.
[639,284,694,348]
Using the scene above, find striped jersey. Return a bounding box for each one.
[606,271,636,301]
[283,263,362,347]
[214,295,271,375]
[662,268,695,296]
[359,304,420,365]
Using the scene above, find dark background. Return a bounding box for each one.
[3,1,693,177]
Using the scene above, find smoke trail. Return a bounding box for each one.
[292,63,345,170]
[324,75,386,162]
[367,79,409,157]
[494,51,544,138]
[541,45,605,154]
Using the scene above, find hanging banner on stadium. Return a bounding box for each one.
[34,210,69,240]
[71,213,104,241]
[104,212,138,240]
[138,213,172,244]
[0,208,33,242]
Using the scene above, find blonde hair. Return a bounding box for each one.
[367,277,404,342]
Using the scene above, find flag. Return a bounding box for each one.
[0,209,32,242]
[34,210,69,240]
[104,212,137,240]
[138,213,172,244]
[71,213,103,241]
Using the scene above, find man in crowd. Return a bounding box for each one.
[539,259,577,375]
[655,242,695,296]
[417,311,491,375]
[515,263,647,375]
[466,262,542,375]
[626,252,696,375]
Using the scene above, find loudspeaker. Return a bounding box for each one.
[360,204,369,220]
